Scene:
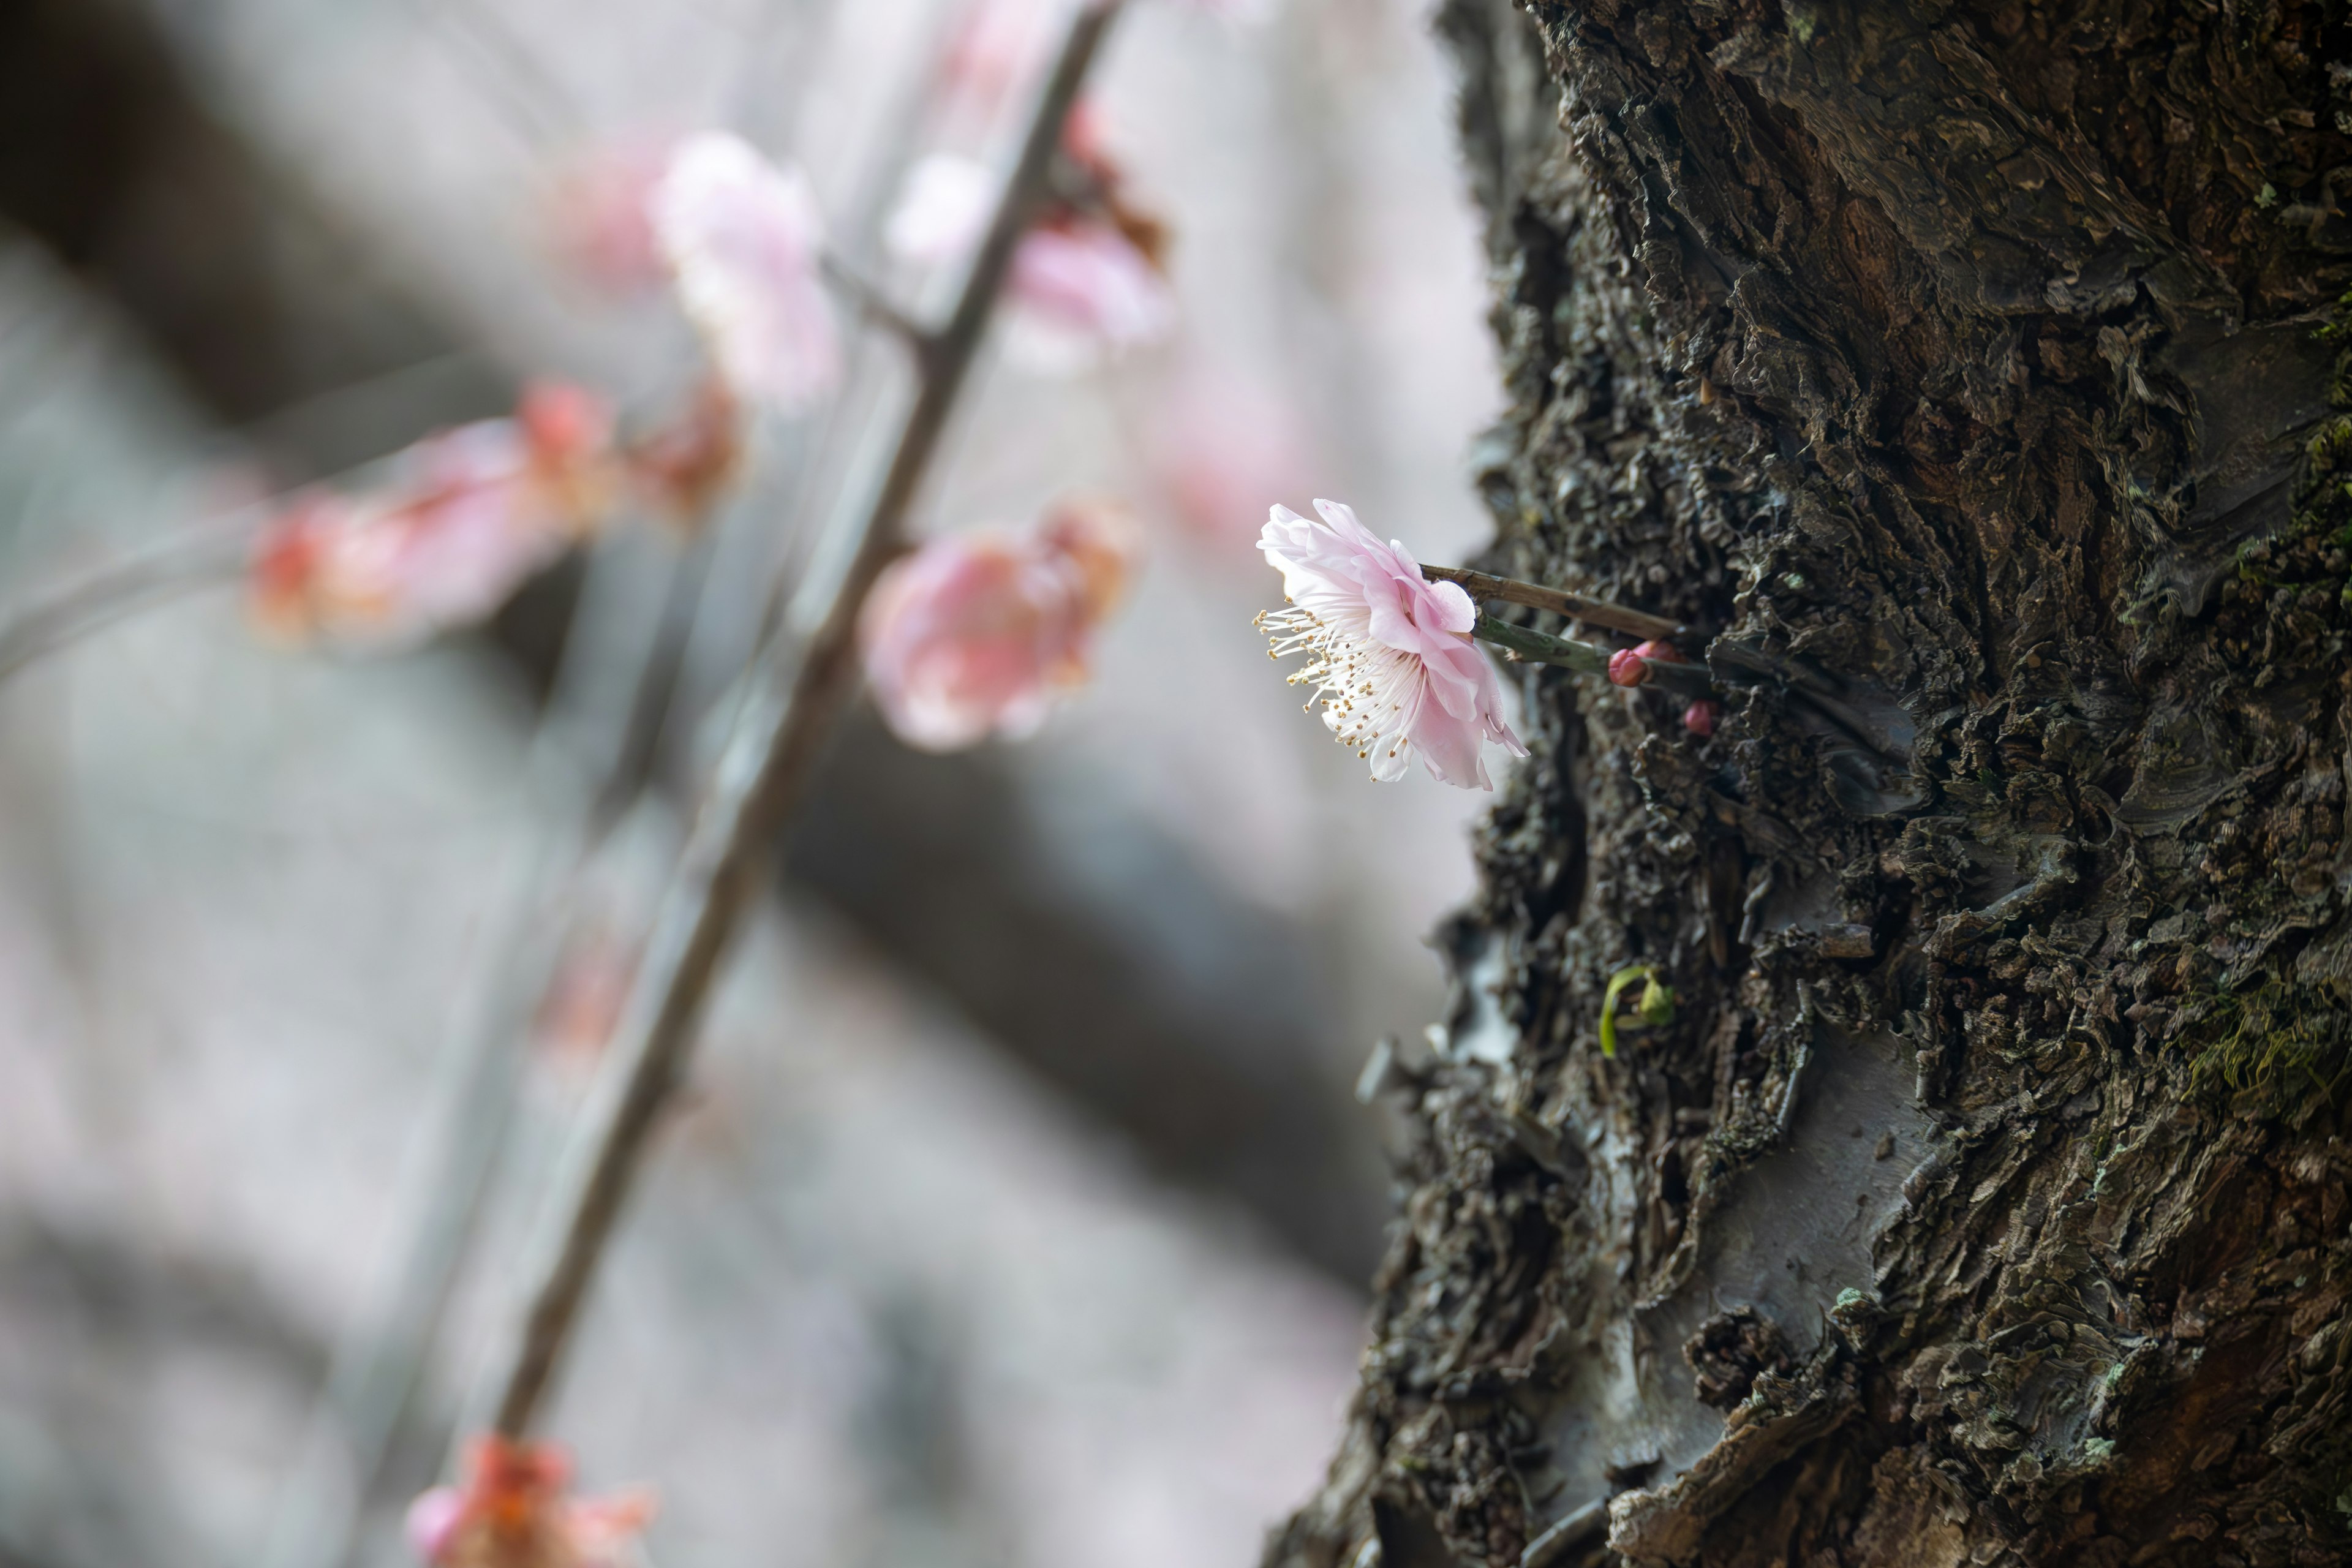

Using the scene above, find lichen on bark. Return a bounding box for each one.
[1270,2,2352,1566]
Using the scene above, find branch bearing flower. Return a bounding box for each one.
[1256,499,1526,790]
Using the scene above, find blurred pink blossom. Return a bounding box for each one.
[249,382,616,646]
[622,375,745,529]
[1257,499,1525,790]
[1146,366,1319,552]
[544,135,677,296]
[884,146,1174,371]
[406,1436,654,1568]
[859,496,1138,750]
[651,132,841,412]
[1005,219,1176,367]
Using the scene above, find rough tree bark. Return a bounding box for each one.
[1273,3,2352,1567]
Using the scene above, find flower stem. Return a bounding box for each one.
[1425,563,1696,643]
[1471,613,1714,695]
[1471,613,1610,676]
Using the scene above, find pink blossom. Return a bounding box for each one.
[543,135,677,296]
[1257,499,1525,790]
[859,497,1137,751]
[883,154,997,268]
[406,1436,654,1568]
[1004,218,1175,367]
[881,122,1175,370]
[650,132,840,412]
[249,382,616,646]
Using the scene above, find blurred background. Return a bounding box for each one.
[0,1,1504,1564]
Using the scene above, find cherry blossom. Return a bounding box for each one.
[622,375,745,529]
[249,382,617,646]
[858,496,1137,750]
[650,132,841,412]
[1003,217,1175,367]
[406,1436,654,1568]
[883,154,1000,269]
[883,110,1175,370]
[1257,499,1525,790]
[544,135,677,297]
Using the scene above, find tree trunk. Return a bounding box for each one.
[1272,3,2352,1566]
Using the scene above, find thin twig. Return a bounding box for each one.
[820,252,935,357]
[485,0,1124,1441]
[1425,564,1697,643]
[0,525,255,685]
[258,530,701,1568]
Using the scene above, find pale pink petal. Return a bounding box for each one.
[652,132,841,412]
[545,136,677,295]
[1257,499,1522,790]
[884,154,998,268]
[1005,222,1175,368]
[860,500,1136,752]
[566,1487,660,1567]
[403,1487,463,1563]
[1423,576,1477,634]
[245,392,614,649]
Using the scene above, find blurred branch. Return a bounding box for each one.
[818,253,933,359]
[0,522,251,683]
[788,717,1387,1280]
[486,0,1126,1440]
[260,531,707,1568]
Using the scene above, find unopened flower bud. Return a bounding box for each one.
[1607,647,1648,687]
[1683,699,1718,737]
[1632,638,1683,663]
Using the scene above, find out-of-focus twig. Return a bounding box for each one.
[484,1,1124,1441]
[0,522,254,684]
[258,532,693,1568]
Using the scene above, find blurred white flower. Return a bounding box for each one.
[1003,219,1176,369]
[884,154,997,268]
[651,132,842,413]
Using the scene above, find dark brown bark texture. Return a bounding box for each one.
[1270,3,2352,1567]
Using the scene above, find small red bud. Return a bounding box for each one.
[1682,699,1718,737]
[1632,638,1683,664]
[1607,647,1648,687]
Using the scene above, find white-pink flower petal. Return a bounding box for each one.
[884,154,998,270]
[652,132,842,413]
[1257,499,1525,790]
